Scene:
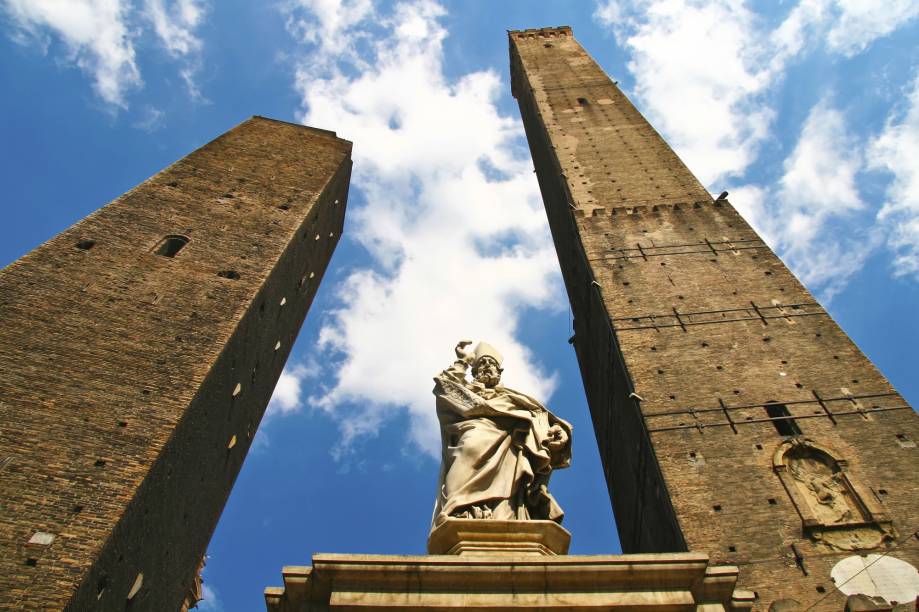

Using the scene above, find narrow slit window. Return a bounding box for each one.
[765,402,801,436]
[154,235,189,258]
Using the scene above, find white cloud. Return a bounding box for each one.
[772,0,919,59]
[2,0,141,107]
[869,71,919,278]
[289,0,562,457]
[594,0,919,296]
[284,0,374,68]
[1,0,210,106]
[196,580,221,611]
[593,0,919,189]
[143,0,207,97]
[595,0,775,186]
[266,362,318,417]
[731,99,877,299]
[827,0,919,56]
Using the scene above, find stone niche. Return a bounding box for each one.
[773,438,895,551]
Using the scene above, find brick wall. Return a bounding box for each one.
[511,27,919,609]
[0,117,352,610]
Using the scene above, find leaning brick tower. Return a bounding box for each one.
[511,26,919,608]
[0,117,351,610]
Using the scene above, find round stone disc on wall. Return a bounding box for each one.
[831,555,919,604]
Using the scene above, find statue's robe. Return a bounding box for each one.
[431,360,572,528]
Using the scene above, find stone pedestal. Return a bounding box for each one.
[427,518,570,556]
[264,552,755,610]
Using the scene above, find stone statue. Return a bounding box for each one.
[431,340,572,529]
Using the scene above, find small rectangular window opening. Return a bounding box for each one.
[577,97,589,106]
[765,402,802,436]
[154,235,189,258]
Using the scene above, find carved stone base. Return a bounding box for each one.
[427,518,571,556]
[264,552,756,611]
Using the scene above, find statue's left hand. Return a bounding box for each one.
[545,424,568,451]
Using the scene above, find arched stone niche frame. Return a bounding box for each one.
[773,437,896,551]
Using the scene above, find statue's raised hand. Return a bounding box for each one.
[455,339,474,362]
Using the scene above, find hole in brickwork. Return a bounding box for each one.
[852,379,859,383]
[657,369,664,374]
[716,365,724,371]
[650,346,657,351]
[878,489,888,496]
[765,402,802,436]
[76,239,95,250]
[816,586,826,594]
[755,444,763,450]
[278,204,290,211]
[728,546,736,552]
[768,498,777,505]
[833,355,840,359]
[25,558,37,566]
[118,421,127,427]
[577,97,589,105]
[217,270,240,280]
[795,383,804,388]
[669,395,676,400]
[763,336,771,342]
[154,235,189,257]
[94,459,106,467]
[713,505,722,512]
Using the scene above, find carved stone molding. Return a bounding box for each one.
[772,437,896,551]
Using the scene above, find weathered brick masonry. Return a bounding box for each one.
[0,117,351,610]
[511,27,919,609]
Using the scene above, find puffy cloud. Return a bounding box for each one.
[2,0,141,107]
[284,0,374,68]
[595,0,775,186]
[1,0,209,107]
[827,0,919,56]
[288,0,561,457]
[869,71,919,278]
[266,362,319,418]
[143,0,207,97]
[594,0,919,296]
[731,100,877,300]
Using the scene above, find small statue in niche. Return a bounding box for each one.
[788,452,862,525]
[431,340,572,529]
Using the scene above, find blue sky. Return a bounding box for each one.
[2,1,918,609]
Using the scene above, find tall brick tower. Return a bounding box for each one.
[511,27,919,608]
[0,117,351,610]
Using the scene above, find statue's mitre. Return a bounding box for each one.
[473,341,503,366]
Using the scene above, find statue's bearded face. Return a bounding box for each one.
[473,356,502,388]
